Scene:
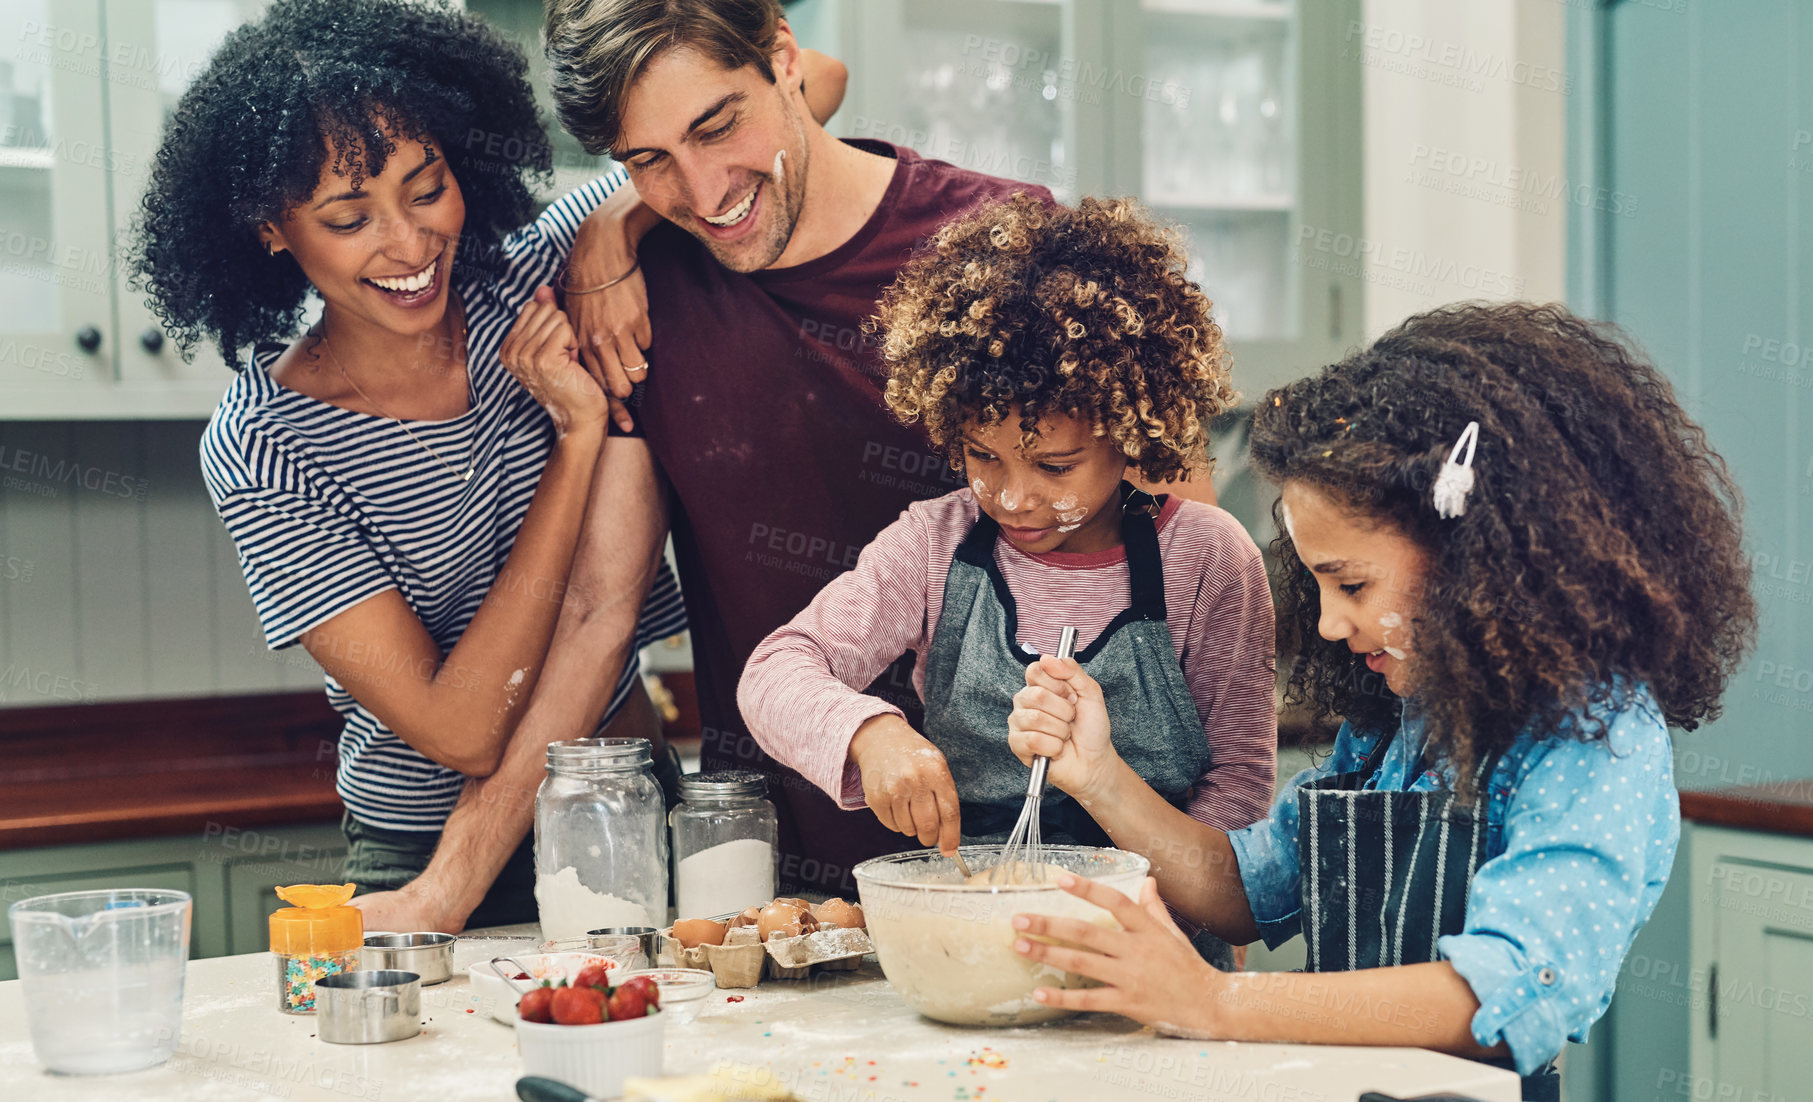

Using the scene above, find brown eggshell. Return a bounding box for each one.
[727,906,763,929]
[813,898,866,931]
[771,897,810,911]
[671,917,729,949]
[756,900,817,942]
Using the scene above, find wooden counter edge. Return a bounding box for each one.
[0,794,345,851]
[1679,786,1813,839]
[0,690,344,851]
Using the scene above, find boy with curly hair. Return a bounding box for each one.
[739,195,1278,960]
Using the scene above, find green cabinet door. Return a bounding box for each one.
[1707,856,1813,1100]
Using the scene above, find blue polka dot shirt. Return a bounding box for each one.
[1228,684,1679,1074]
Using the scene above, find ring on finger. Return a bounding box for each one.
[623,361,649,373]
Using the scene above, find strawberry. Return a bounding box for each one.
[517,985,556,1023]
[572,962,613,992]
[551,984,606,1025]
[617,975,660,1011]
[606,984,650,1022]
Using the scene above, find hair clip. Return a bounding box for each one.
[1432,421,1480,519]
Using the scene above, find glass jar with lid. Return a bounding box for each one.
[534,738,667,942]
[268,883,363,1014]
[670,770,778,921]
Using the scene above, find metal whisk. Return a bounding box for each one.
[993,626,1078,885]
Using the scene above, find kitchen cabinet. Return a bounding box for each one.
[4,0,272,419]
[0,820,345,979]
[829,0,1363,395]
[1687,824,1813,1102]
[2,0,120,414]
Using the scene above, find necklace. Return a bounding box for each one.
[316,303,477,482]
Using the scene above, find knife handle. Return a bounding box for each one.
[517,1076,596,1102]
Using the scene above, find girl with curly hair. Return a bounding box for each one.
[130,0,842,928]
[738,194,1278,964]
[1006,302,1757,1098]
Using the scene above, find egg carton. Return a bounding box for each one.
[662,922,873,988]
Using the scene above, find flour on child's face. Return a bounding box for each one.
[1053,492,1089,532]
[958,412,1128,554]
[1280,480,1428,696]
[1378,612,1408,660]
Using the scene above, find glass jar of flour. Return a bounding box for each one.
[535,739,667,942]
[670,771,778,921]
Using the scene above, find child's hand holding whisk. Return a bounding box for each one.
[1008,656,1123,802]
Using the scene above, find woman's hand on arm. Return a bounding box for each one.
[1015,875,1504,1060]
[564,177,660,431]
[801,49,849,124]
[499,286,609,436]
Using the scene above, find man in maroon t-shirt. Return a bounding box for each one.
[555,2,1049,896]
[630,138,1039,894]
[349,0,1048,928]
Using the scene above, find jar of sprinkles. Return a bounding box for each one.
[268,883,363,1014]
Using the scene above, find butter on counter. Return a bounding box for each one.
[623,1061,798,1101]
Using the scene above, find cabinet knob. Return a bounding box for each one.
[76,326,103,354]
[140,327,165,354]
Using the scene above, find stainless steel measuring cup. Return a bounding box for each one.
[315,969,422,1044]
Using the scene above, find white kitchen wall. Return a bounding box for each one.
[1359,0,1567,337]
[0,420,322,705]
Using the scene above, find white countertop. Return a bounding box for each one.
[0,930,1519,1102]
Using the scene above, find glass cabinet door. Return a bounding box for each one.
[104,0,271,398]
[1134,0,1363,392]
[1139,1,1296,343]
[828,0,1359,397]
[842,0,1076,203]
[0,0,117,408]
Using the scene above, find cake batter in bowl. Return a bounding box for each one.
[854,845,1150,1026]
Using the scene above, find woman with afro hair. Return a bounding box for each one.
[130,0,842,928]
[1005,302,1757,1098]
[738,193,1280,968]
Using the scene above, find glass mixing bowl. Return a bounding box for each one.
[853,845,1149,1026]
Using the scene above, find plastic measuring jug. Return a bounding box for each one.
[8,888,192,1075]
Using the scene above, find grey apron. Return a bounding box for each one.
[1299,734,1559,1101]
[921,485,1232,967]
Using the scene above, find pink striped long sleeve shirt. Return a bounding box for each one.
[737,488,1277,832]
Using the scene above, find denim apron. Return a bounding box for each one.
[1298,734,1559,1101]
[920,486,1231,967]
